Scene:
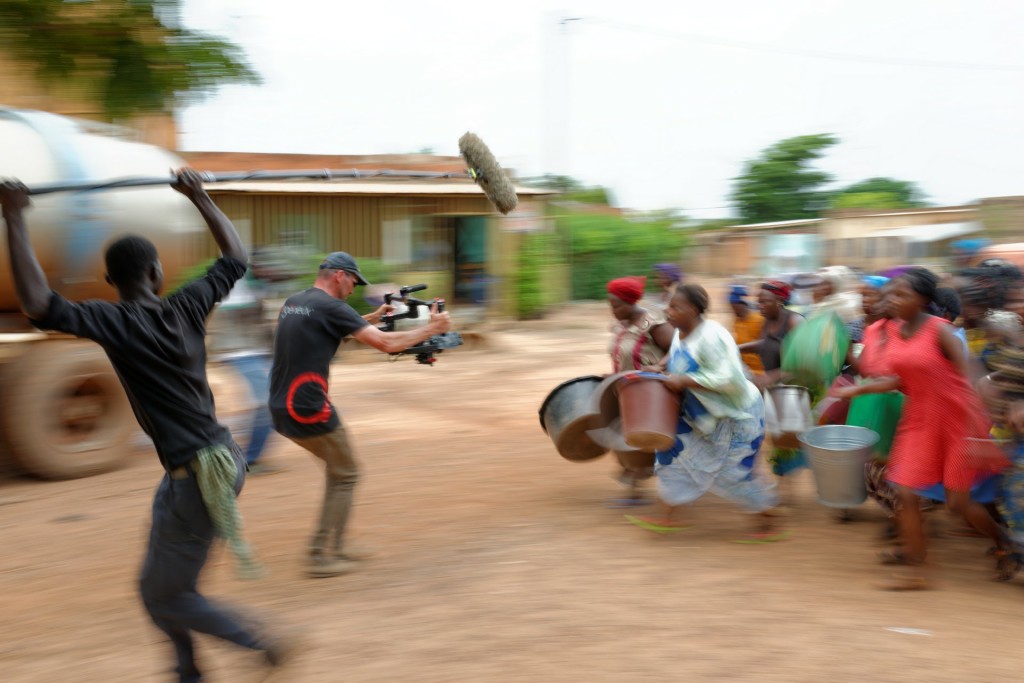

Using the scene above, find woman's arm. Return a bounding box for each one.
[832,376,900,400]
[641,351,670,373]
[737,339,763,352]
[937,321,977,383]
[650,321,675,353]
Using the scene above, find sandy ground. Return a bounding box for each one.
[0,300,1021,682]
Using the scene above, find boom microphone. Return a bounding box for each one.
[458,132,519,215]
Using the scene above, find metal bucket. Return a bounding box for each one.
[765,385,812,449]
[539,376,608,462]
[799,425,880,509]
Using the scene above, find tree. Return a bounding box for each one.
[730,134,839,224]
[521,174,616,206]
[0,0,260,120]
[831,177,928,210]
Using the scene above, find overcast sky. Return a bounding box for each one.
[179,0,1024,218]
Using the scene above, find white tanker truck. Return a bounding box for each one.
[0,107,215,479]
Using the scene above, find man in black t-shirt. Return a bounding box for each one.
[0,172,293,682]
[270,251,451,578]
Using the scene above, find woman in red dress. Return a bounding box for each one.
[835,268,1008,589]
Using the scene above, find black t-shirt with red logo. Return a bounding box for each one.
[269,288,369,437]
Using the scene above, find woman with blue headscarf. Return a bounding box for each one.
[728,285,764,374]
[846,275,889,344]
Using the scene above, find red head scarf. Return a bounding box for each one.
[607,276,646,304]
[761,280,792,305]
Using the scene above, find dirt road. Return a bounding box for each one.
[0,302,1019,682]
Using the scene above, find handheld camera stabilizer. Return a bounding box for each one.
[377,284,464,365]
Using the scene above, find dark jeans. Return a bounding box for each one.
[139,450,262,683]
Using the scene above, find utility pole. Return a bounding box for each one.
[543,13,582,178]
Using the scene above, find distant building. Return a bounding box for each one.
[180,151,560,319]
[685,201,1024,276]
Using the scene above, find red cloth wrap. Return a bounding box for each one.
[762,280,792,305]
[607,276,646,304]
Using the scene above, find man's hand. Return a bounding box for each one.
[363,303,395,325]
[171,168,208,202]
[428,303,451,334]
[0,180,31,218]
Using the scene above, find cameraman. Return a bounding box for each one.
[269,251,450,578]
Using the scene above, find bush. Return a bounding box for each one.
[515,232,560,319]
[561,213,686,300]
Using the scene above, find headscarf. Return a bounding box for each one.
[607,276,646,305]
[861,275,889,290]
[653,263,682,283]
[761,280,792,305]
[728,285,747,305]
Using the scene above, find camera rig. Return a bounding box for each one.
[377,284,464,365]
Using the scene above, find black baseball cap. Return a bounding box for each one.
[319,251,369,285]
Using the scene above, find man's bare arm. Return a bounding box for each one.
[352,304,451,354]
[1,181,51,320]
[172,169,247,263]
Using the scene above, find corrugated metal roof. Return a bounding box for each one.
[206,180,554,196]
[871,221,980,242]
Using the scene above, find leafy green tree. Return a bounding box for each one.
[0,0,260,120]
[522,174,616,206]
[731,134,839,224]
[831,177,928,210]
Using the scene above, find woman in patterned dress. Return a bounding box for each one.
[606,276,675,504]
[834,268,1009,589]
[627,284,781,539]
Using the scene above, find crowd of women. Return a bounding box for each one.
[602,259,1024,590]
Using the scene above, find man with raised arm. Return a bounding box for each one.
[0,170,293,683]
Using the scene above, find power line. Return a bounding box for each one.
[589,17,1024,73]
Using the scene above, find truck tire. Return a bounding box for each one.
[1,341,134,479]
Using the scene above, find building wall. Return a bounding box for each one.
[199,191,558,318]
[821,207,976,271]
[0,52,178,148]
[978,197,1024,242]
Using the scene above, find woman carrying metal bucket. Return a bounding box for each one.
[832,268,1011,590]
[605,276,675,506]
[737,280,806,478]
[627,284,782,541]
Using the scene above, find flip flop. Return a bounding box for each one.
[732,530,792,544]
[624,515,692,533]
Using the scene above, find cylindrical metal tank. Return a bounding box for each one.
[0,108,211,479]
[0,107,205,314]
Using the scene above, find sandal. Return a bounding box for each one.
[993,549,1023,582]
[624,515,691,533]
